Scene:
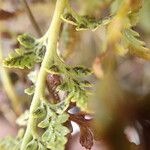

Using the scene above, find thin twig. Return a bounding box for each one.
[21,0,42,37]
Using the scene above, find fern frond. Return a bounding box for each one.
[3,49,38,69]
[61,13,111,31]
[3,34,46,69]
[123,28,150,60]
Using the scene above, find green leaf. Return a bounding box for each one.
[35,45,46,60]
[32,106,46,118]
[61,13,77,25]
[3,34,46,69]
[39,107,70,150]
[56,113,69,124]
[38,117,50,128]
[24,85,35,95]
[3,49,38,69]
[50,101,70,114]
[72,66,92,77]
[45,64,61,75]
[123,28,150,60]
[54,66,92,112]
[46,136,67,150]
[26,139,38,150]
[70,90,89,112]
[44,124,69,150]
[56,82,69,91]
[76,16,110,31]
[17,34,36,49]
[80,80,92,88]
[61,13,110,31]
[42,129,52,142]
[54,125,70,136]
[128,11,139,26]
[76,96,88,112]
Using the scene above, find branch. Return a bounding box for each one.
[21,0,66,149]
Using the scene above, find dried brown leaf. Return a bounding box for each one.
[79,126,94,150]
[69,114,94,149]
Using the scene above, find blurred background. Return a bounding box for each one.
[0,0,150,149]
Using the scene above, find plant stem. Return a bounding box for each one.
[0,40,21,115]
[21,0,42,37]
[21,0,66,149]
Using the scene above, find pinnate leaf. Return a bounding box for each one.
[39,108,70,150]
[46,65,61,75]
[123,28,150,60]
[61,13,110,31]
[4,34,46,69]
[72,66,92,77]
